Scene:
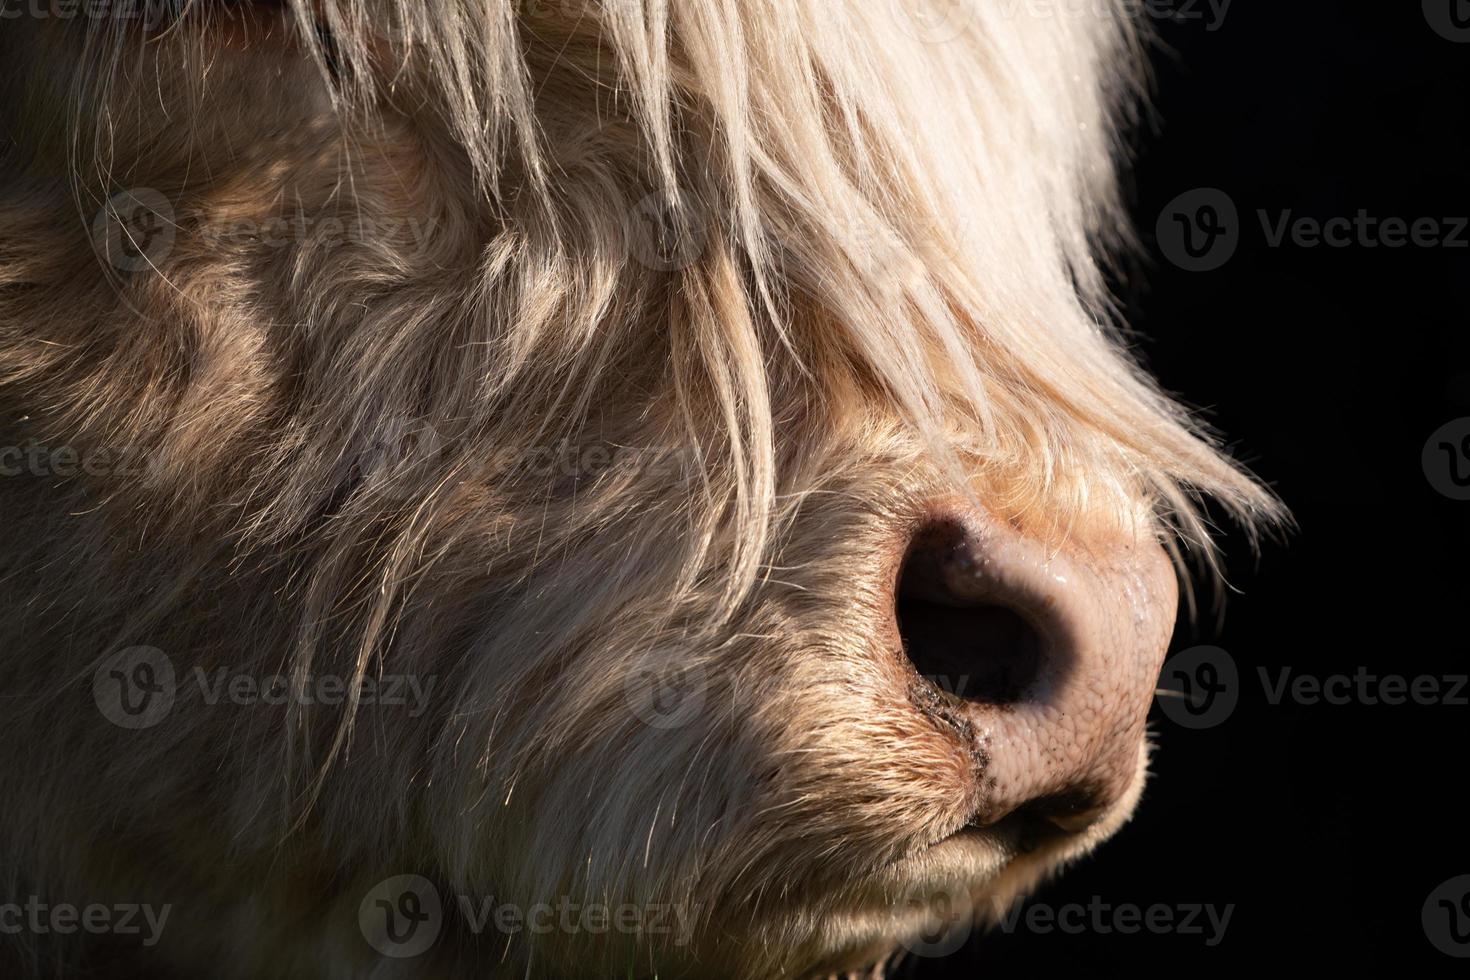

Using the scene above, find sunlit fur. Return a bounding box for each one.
[0,2,1280,977]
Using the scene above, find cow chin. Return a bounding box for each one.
[776,743,1152,979]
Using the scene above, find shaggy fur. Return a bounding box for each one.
[0,1,1280,977]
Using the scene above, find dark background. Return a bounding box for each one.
[922,3,1470,975]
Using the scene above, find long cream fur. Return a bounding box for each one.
[0,2,1280,977]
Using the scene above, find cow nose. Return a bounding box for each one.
[894,506,1177,833]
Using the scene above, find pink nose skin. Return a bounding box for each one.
[894,505,1178,833]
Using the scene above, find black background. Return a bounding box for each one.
[921,3,1470,975]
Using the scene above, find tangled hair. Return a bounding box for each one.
[0,1,1282,976]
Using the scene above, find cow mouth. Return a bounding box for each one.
[861,783,1135,922]
[864,808,1067,897]
[892,792,1096,873]
[799,811,1107,979]
[801,836,1031,979]
[947,807,1078,854]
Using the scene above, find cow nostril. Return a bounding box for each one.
[894,520,1047,706]
[892,509,1177,838]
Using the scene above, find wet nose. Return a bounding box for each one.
[894,505,1177,832]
